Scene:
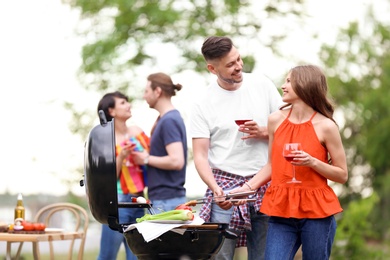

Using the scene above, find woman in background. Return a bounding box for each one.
[97,91,149,260]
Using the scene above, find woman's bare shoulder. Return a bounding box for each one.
[312,114,339,137]
[269,109,289,123]
[313,114,337,126]
[268,109,289,133]
[127,125,144,136]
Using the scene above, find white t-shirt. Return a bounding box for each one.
[190,72,283,177]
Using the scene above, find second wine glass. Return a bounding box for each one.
[283,143,302,183]
[235,119,252,146]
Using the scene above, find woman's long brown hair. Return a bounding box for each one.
[280,65,336,124]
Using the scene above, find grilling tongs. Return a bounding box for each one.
[185,190,257,206]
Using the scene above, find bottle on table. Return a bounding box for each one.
[14,193,25,221]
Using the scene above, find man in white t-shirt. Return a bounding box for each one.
[190,36,283,260]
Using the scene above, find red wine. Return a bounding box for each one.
[235,119,252,126]
[284,155,295,162]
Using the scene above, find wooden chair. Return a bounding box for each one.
[32,202,89,260]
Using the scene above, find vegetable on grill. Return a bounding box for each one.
[136,209,194,223]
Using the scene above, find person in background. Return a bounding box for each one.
[131,72,187,212]
[189,36,283,260]
[234,65,348,259]
[97,91,150,260]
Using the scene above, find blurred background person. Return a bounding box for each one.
[131,72,187,212]
[97,91,150,260]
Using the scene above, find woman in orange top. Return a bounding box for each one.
[233,65,348,259]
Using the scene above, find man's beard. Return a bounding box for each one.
[218,73,243,85]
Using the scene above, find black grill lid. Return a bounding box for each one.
[84,116,120,231]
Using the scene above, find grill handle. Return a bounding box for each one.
[98,110,108,125]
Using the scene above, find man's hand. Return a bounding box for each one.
[239,121,268,140]
[213,187,233,210]
[131,150,149,165]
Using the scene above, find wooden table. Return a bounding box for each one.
[0,231,83,260]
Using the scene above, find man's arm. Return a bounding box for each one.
[131,141,185,170]
[192,138,224,197]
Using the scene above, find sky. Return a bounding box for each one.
[0,0,373,198]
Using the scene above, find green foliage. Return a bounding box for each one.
[62,0,305,91]
[320,1,390,242]
[61,0,307,140]
[332,193,387,259]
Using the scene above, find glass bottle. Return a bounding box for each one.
[14,193,25,221]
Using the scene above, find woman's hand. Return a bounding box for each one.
[291,150,314,167]
[118,142,135,161]
[226,185,254,206]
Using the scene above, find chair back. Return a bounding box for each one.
[33,202,89,260]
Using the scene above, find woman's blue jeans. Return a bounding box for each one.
[97,193,145,260]
[265,216,336,260]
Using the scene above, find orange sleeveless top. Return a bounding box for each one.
[260,109,342,218]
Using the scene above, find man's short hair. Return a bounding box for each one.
[201,36,233,61]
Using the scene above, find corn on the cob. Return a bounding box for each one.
[136,209,194,223]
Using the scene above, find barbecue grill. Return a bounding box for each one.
[82,112,237,259]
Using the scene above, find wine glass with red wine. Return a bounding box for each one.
[235,119,252,145]
[283,143,302,183]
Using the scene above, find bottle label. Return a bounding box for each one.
[15,208,25,220]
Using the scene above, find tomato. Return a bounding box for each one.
[175,204,192,211]
[23,222,34,231]
[33,222,46,231]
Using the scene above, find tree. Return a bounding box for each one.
[320,1,390,243]
[62,0,308,138]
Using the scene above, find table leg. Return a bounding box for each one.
[6,242,11,260]
[5,241,24,260]
[16,241,24,259]
[32,242,41,260]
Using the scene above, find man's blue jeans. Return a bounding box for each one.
[247,206,269,260]
[265,216,336,260]
[97,193,145,260]
[210,204,269,260]
[151,196,187,212]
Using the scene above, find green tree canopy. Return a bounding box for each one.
[320,3,390,240]
[63,0,307,94]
